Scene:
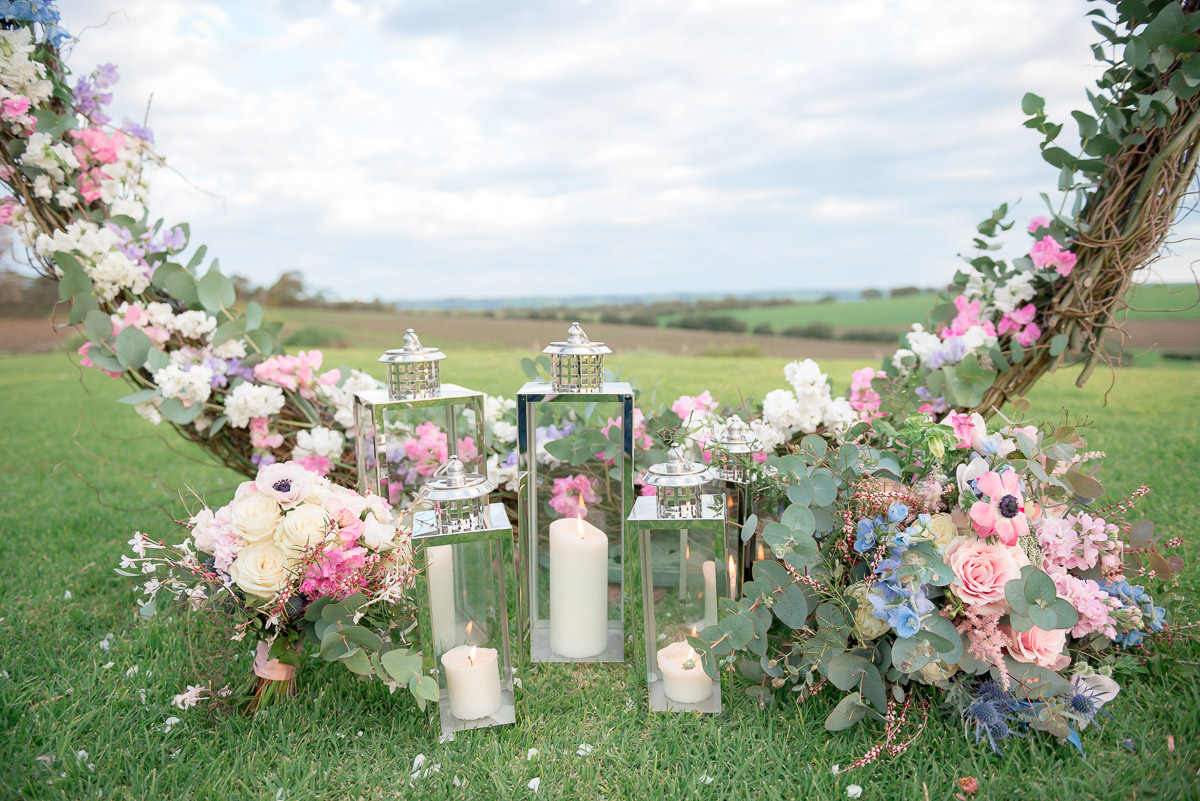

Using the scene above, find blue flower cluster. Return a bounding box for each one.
[1099,578,1165,647]
[856,503,934,639]
[963,680,1026,754]
[1,1,69,47]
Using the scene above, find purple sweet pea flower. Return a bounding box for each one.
[94,63,120,89]
[122,117,155,144]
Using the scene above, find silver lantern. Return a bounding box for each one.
[517,322,633,664]
[353,329,485,508]
[709,416,769,586]
[628,445,726,713]
[413,457,518,734]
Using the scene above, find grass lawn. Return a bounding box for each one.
[1,348,1198,800]
[656,283,1200,332]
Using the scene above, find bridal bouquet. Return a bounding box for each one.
[120,461,437,710]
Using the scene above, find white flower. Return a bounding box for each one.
[144,302,175,329]
[225,382,286,428]
[99,633,114,652]
[904,324,942,365]
[699,774,714,785]
[110,197,146,220]
[162,716,181,733]
[228,541,291,600]
[891,348,916,373]
[961,265,986,299]
[212,338,247,360]
[172,684,208,710]
[846,784,862,798]
[292,426,345,461]
[748,419,785,453]
[230,492,283,543]
[1070,672,1119,729]
[492,420,517,444]
[784,358,827,394]
[193,414,213,432]
[958,324,997,354]
[762,389,804,435]
[154,364,213,408]
[54,187,77,207]
[171,310,217,340]
[32,173,52,200]
[822,397,858,439]
[484,394,516,423]
[274,504,333,557]
[360,513,397,551]
[993,271,1036,314]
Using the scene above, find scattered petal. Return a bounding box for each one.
[699,774,714,785]
[526,748,538,761]
[453,775,462,788]
[957,777,979,795]
[99,633,114,652]
[1167,735,1176,753]
[357,730,364,737]
[412,754,426,772]
[847,785,862,799]
[36,754,55,768]
[75,750,88,761]
[172,684,208,710]
[831,765,841,775]
[101,662,114,670]
[576,743,593,757]
[63,590,72,600]
[513,677,523,690]
[1121,739,1135,751]
[438,730,455,744]
[0,670,9,679]
[125,665,139,678]
[528,778,541,793]
[162,716,181,733]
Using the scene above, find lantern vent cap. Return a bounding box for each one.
[542,322,613,357]
[712,416,762,455]
[421,457,494,502]
[640,444,715,488]
[379,329,447,365]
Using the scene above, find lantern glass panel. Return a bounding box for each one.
[518,382,633,663]
[353,387,485,507]
[413,504,517,734]
[630,494,727,713]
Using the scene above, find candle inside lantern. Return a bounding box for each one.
[440,643,502,720]
[727,555,738,600]
[701,559,717,628]
[549,514,609,658]
[657,637,713,704]
[427,544,457,653]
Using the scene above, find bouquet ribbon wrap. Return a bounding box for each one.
[253,640,297,681]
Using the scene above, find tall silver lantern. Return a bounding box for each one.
[353,329,486,508]
[710,416,768,586]
[628,445,726,713]
[413,457,518,735]
[517,322,634,664]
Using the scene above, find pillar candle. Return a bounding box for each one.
[701,559,717,629]
[549,515,609,658]
[427,544,456,653]
[657,640,713,704]
[440,644,502,720]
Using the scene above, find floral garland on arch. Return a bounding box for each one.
[1,0,1195,756]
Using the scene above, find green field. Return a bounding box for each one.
[659,283,1200,331]
[2,350,1199,800]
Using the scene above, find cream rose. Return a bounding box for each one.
[301,480,334,506]
[229,541,291,600]
[1003,624,1071,671]
[275,503,333,557]
[916,659,959,685]
[927,513,959,552]
[944,535,1029,615]
[360,513,396,551]
[848,582,890,640]
[230,492,283,543]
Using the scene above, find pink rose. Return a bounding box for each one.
[944,535,1029,614]
[1002,624,1071,671]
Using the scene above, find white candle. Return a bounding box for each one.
[701,559,717,629]
[440,644,502,720]
[657,640,713,704]
[549,515,609,658]
[427,544,456,653]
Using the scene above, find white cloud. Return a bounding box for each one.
[54,0,1198,298]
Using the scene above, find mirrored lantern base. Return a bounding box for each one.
[530,621,624,663]
[648,678,722,714]
[438,689,516,734]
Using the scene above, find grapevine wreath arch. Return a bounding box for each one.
[3,0,1198,763]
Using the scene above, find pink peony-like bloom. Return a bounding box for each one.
[550,474,599,518]
[1027,215,1050,233]
[945,535,1029,615]
[671,391,717,421]
[1046,566,1118,639]
[1002,623,1071,671]
[253,461,313,509]
[970,470,1030,546]
[1029,235,1077,277]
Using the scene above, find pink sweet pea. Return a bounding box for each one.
[1027,215,1050,233]
[671,391,717,421]
[946,411,985,450]
[77,341,122,377]
[849,366,885,417]
[1029,235,1077,277]
[249,417,283,450]
[0,201,16,227]
[998,303,1041,347]
[939,295,997,339]
[549,474,599,518]
[296,454,333,477]
[969,470,1030,546]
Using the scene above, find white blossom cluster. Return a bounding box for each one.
[224,382,286,429]
[153,364,213,408]
[0,29,53,105]
[315,369,380,429]
[757,359,858,444]
[292,426,346,461]
[30,220,148,301]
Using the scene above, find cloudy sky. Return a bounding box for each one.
[57,0,1197,301]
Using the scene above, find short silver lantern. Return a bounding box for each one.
[517,322,634,664]
[544,321,612,392]
[709,416,769,586]
[353,329,485,507]
[412,457,519,735]
[628,445,727,713]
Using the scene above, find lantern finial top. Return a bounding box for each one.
[422,456,495,502]
[640,443,715,488]
[714,415,761,455]
[403,328,422,350]
[379,328,446,365]
[566,321,589,345]
[543,322,612,357]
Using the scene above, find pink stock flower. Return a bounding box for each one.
[550,474,600,518]
[1027,215,1050,233]
[1047,566,1118,639]
[849,367,885,417]
[969,470,1030,546]
[1029,235,1077,277]
[248,417,283,450]
[671,391,717,421]
[1002,624,1071,671]
[1036,513,1121,572]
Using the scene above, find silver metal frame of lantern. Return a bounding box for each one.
[517,322,634,664]
[627,477,727,715]
[412,458,519,735]
[708,416,770,588]
[352,329,485,502]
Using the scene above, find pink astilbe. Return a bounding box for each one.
[955,608,1010,689]
[550,474,599,518]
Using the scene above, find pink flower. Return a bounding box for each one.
[0,201,16,227]
[1027,216,1050,233]
[1036,513,1120,572]
[946,411,985,450]
[1,95,30,117]
[945,536,1029,614]
[671,391,717,421]
[549,474,599,518]
[1013,322,1041,348]
[1029,235,1077,277]
[300,545,368,598]
[1002,624,1070,671]
[296,454,332,477]
[998,304,1041,348]
[400,422,450,477]
[77,342,121,377]
[253,350,326,399]
[253,461,314,509]
[599,408,653,463]
[1047,566,1117,639]
[248,417,284,450]
[70,127,125,165]
[969,470,1030,546]
[849,367,885,417]
[939,295,997,340]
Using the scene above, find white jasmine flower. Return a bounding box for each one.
[172,684,208,710]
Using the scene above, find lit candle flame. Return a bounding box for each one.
[728,555,737,597]
[690,624,698,637]
[686,647,698,663]
[575,513,585,539]
[466,621,474,637]
[468,644,478,665]
[756,543,765,561]
[685,544,690,560]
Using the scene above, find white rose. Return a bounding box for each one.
[848,582,889,640]
[190,509,217,552]
[275,503,333,557]
[230,491,282,543]
[916,659,959,685]
[229,541,291,600]
[926,513,959,552]
[361,513,397,551]
[301,480,334,505]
